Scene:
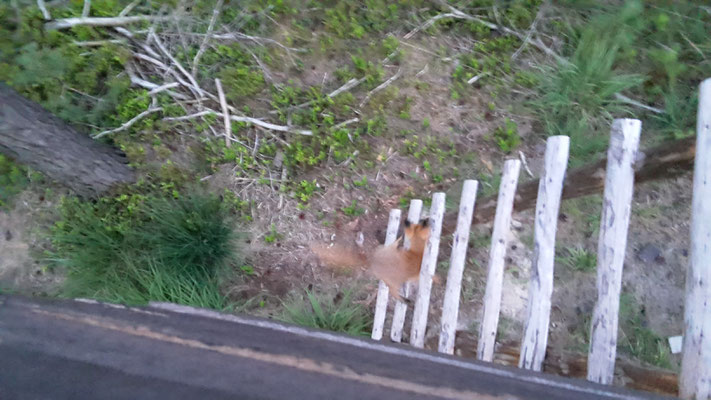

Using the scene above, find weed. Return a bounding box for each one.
[281,288,372,336]
[492,118,520,153]
[557,246,597,272]
[0,155,36,209]
[530,2,645,164]
[264,224,281,244]
[618,293,673,369]
[341,199,365,217]
[352,176,368,188]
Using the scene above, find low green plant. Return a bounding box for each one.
[618,293,672,369]
[281,289,372,336]
[264,223,281,243]
[50,190,239,308]
[341,199,365,217]
[557,246,597,272]
[0,155,34,209]
[529,1,644,164]
[492,118,520,153]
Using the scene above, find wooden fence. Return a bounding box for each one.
[369,78,710,399]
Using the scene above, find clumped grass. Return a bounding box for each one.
[0,155,34,209]
[281,289,372,336]
[50,191,239,308]
[618,293,673,369]
[557,246,597,272]
[530,1,644,164]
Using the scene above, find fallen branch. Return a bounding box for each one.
[191,0,223,77]
[163,109,313,136]
[93,107,162,139]
[214,78,232,147]
[210,32,305,54]
[359,68,402,108]
[511,1,546,60]
[615,93,664,114]
[72,39,125,47]
[147,82,180,96]
[81,0,90,17]
[118,0,140,17]
[37,0,51,20]
[441,135,696,233]
[148,31,204,99]
[331,118,359,130]
[269,76,367,115]
[45,15,170,30]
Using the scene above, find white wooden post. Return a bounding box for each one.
[478,160,521,362]
[390,200,423,342]
[519,136,569,371]
[680,78,711,400]
[371,209,402,340]
[409,192,446,348]
[438,180,479,354]
[587,119,642,384]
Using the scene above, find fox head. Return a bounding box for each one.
[403,219,430,253]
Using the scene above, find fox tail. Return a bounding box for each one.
[309,243,369,270]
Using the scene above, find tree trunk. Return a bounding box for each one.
[0,83,135,197]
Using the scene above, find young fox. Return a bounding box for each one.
[310,219,431,302]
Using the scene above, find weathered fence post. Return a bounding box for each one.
[390,200,423,342]
[478,160,521,362]
[371,209,402,340]
[438,180,479,354]
[519,136,569,371]
[587,119,642,384]
[410,192,446,348]
[680,78,711,400]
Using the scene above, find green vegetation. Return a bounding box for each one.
[492,118,520,153]
[619,293,673,369]
[49,190,240,308]
[0,155,35,209]
[281,288,372,336]
[557,246,597,272]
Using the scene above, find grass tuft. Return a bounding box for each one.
[281,289,372,336]
[50,191,239,308]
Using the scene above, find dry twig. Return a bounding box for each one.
[214,78,232,147]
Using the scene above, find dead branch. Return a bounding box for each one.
[93,107,162,139]
[37,0,51,20]
[163,109,313,136]
[147,82,180,96]
[45,15,170,30]
[81,0,90,17]
[511,1,546,60]
[118,0,141,17]
[191,0,223,78]
[615,93,664,114]
[214,78,232,147]
[148,31,204,98]
[359,68,402,108]
[72,39,125,47]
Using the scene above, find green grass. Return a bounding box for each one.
[0,155,33,209]
[530,2,644,165]
[557,246,597,272]
[281,289,372,336]
[50,190,240,308]
[618,293,673,369]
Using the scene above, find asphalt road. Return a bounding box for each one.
[0,295,672,400]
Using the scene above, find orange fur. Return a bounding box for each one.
[310,220,433,301]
